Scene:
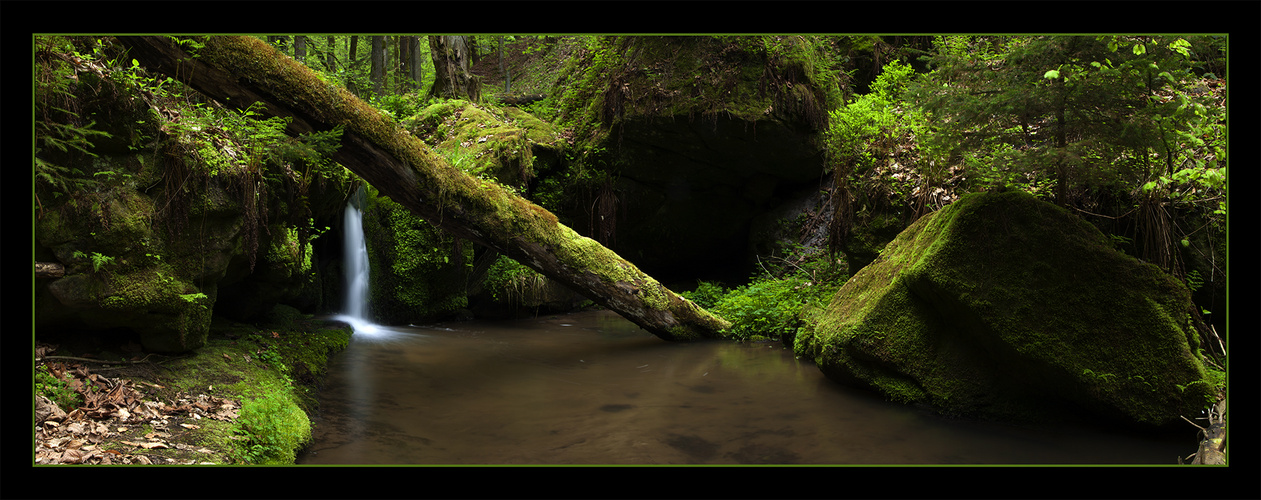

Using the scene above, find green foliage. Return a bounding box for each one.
[33,37,116,203]
[680,281,728,310]
[231,395,310,464]
[483,255,546,304]
[72,250,115,273]
[825,59,937,216]
[36,366,83,412]
[711,277,817,341]
[691,240,846,342]
[372,92,427,121]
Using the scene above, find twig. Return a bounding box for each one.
[1068,205,1137,220]
[1180,414,1206,432]
[40,354,159,365]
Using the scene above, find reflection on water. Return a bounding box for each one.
[298,310,1189,465]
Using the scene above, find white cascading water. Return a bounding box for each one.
[336,194,380,335]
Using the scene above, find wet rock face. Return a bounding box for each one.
[795,190,1214,428]
[602,115,826,282]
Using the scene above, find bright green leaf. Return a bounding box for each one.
[1132,43,1146,56]
[1170,38,1191,57]
[1043,69,1060,79]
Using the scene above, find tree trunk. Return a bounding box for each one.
[498,36,509,93]
[396,36,415,94]
[409,37,424,90]
[428,35,480,101]
[294,35,307,63]
[326,36,336,71]
[370,36,386,96]
[115,35,729,341]
[347,36,361,94]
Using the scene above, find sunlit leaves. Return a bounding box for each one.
[1168,38,1192,58]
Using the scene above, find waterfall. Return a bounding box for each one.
[337,189,380,335]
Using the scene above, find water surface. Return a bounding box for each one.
[298,310,1189,465]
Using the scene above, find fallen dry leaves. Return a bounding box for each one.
[35,351,241,465]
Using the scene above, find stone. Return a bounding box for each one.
[795,190,1214,428]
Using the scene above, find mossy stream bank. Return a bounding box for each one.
[34,313,352,465]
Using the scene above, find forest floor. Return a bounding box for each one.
[33,317,352,465]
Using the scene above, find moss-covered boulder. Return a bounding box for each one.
[361,190,472,324]
[404,98,564,191]
[35,182,220,353]
[537,36,841,282]
[794,190,1214,428]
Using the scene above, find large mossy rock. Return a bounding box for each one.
[361,190,472,325]
[34,178,227,353]
[404,99,564,190]
[794,190,1214,428]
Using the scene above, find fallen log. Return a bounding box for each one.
[115,35,730,341]
[35,261,65,279]
[497,93,547,106]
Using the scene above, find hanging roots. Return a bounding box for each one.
[592,176,620,247]
[827,174,853,260]
[1137,190,1181,278]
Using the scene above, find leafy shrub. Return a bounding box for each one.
[680,281,728,310]
[826,59,916,173]
[712,276,838,342]
[232,395,310,464]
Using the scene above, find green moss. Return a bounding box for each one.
[798,191,1213,426]
[148,317,352,464]
[363,188,471,323]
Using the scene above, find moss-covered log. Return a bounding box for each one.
[116,35,730,341]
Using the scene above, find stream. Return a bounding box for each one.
[297,310,1190,465]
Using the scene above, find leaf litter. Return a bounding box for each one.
[35,343,240,465]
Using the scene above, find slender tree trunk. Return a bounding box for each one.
[370,36,386,96]
[409,37,424,90]
[347,36,360,93]
[326,36,336,71]
[499,36,510,93]
[396,36,412,94]
[115,35,730,341]
[294,35,306,63]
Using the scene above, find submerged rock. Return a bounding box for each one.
[794,190,1214,428]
